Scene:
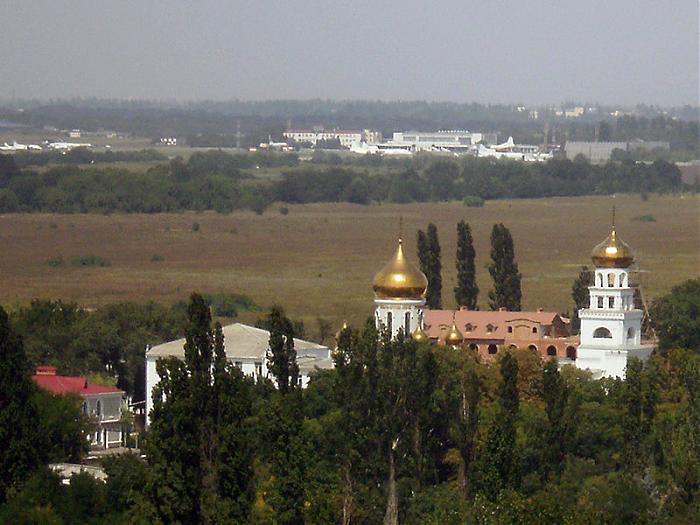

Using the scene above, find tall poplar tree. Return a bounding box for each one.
[479,351,520,499]
[455,220,479,309]
[265,307,306,525]
[488,223,522,311]
[0,307,45,502]
[571,266,594,334]
[417,224,442,309]
[146,294,254,524]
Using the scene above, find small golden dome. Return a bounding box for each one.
[445,322,464,347]
[373,239,428,300]
[591,227,634,268]
[412,325,429,343]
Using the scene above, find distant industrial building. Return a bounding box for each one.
[387,130,498,152]
[564,140,670,162]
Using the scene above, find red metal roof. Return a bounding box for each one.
[32,367,123,396]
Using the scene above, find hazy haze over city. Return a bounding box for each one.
[0,0,698,105]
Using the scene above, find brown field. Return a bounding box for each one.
[0,195,697,333]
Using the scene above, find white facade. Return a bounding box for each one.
[283,129,379,148]
[375,298,425,339]
[576,267,653,378]
[81,393,124,448]
[389,130,498,152]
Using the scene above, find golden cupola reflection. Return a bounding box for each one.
[373,239,428,300]
[591,227,634,268]
[412,325,429,343]
[445,322,464,347]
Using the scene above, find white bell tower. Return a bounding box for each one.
[576,221,654,378]
[372,238,428,340]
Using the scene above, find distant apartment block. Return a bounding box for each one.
[284,128,381,147]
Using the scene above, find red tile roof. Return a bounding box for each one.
[424,309,561,340]
[32,366,123,396]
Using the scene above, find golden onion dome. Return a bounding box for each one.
[373,239,428,300]
[412,325,429,343]
[591,227,634,268]
[444,322,464,347]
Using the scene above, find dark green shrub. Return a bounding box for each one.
[71,255,111,267]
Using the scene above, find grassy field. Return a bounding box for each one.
[0,195,697,334]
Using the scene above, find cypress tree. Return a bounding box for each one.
[542,359,568,480]
[417,224,442,309]
[571,266,594,334]
[488,223,522,311]
[0,306,46,502]
[455,220,479,309]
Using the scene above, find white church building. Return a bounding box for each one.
[576,224,654,378]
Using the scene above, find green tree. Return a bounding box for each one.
[488,223,522,311]
[455,220,479,309]
[571,266,593,334]
[146,294,254,524]
[479,351,520,498]
[417,224,442,309]
[0,306,46,502]
[541,359,568,480]
[650,278,700,352]
[264,307,306,525]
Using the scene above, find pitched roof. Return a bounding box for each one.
[424,309,560,340]
[147,323,331,370]
[32,369,124,396]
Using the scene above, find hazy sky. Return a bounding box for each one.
[1,0,698,105]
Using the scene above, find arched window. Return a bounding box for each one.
[620,272,626,287]
[404,312,411,335]
[608,297,615,309]
[528,344,538,352]
[546,345,557,356]
[508,344,518,350]
[532,326,538,334]
[468,343,478,352]
[627,327,635,340]
[566,346,577,360]
[488,344,498,355]
[486,324,495,333]
[593,327,613,339]
[464,323,473,332]
[597,274,603,287]
[386,312,392,334]
[607,273,615,287]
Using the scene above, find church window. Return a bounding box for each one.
[528,344,538,352]
[598,274,603,287]
[486,324,495,333]
[547,345,557,356]
[566,346,577,360]
[597,297,604,308]
[593,327,613,339]
[464,323,473,332]
[627,327,635,340]
[607,273,615,287]
[387,312,392,334]
[532,326,538,334]
[608,297,615,309]
[468,343,478,352]
[487,344,498,355]
[507,326,513,333]
[405,312,411,335]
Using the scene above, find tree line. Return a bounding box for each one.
[0,151,686,214]
[1,285,699,524]
[416,222,522,312]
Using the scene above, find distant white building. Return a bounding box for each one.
[145,323,333,426]
[387,130,498,152]
[284,128,380,148]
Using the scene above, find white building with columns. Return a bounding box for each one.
[576,225,654,378]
